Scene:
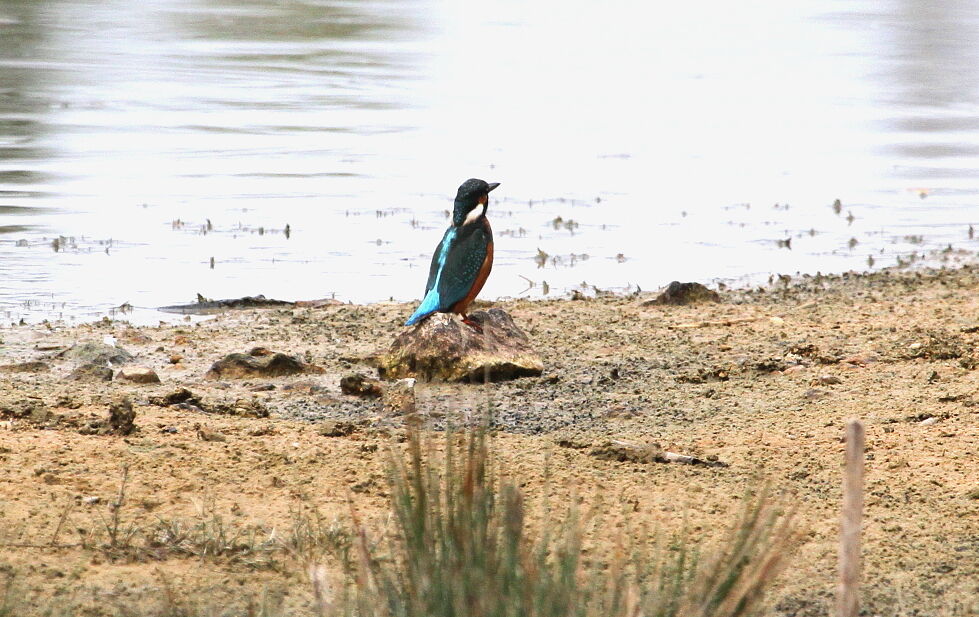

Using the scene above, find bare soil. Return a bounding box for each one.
[1,265,978,615]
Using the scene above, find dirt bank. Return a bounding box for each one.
[1,265,977,615]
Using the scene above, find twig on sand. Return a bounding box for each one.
[670,317,762,330]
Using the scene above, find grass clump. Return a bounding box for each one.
[334,427,797,617]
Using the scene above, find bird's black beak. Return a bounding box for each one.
[487,182,500,192]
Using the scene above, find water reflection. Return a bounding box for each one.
[0,0,53,217]
[2,0,979,324]
[871,0,979,186]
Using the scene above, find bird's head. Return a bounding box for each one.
[452,178,500,226]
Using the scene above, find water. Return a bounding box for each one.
[2,0,979,324]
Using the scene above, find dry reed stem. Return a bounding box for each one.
[838,419,864,617]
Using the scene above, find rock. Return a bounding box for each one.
[204,350,323,380]
[108,398,137,435]
[643,281,720,306]
[340,373,383,397]
[816,374,843,385]
[842,353,877,367]
[149,388,197,407]
[0,397,48,419]
[196,425,227,442]
[60,342,133,366]
[317,420,361,437]
[186,397,269,418]
[115,366,161,384]
[174,402,205,414]
[382,378,416,415]
[377,309,543,382]
[0,361,49,374]
[68,363,114,382]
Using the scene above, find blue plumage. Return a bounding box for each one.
[404,228,456,325]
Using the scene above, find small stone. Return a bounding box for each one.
[643,281,720,306]
[168,354,183,364]
[197,397,269,418]
[317,420,360,437]
[115,366,162,384]
[82,496,101,505]
[340,373,383,397]
[205,351,323,379]
[60,342,134,366]
[149,388,196,406]
[108,398,137,435]
[196,425,226,442]
[843,353,877,367]
[382,378,416,415]
[919,416,938,426]
[174,402,205,414]
[0,397,47,419]
[68,363,114,382]
[817,374,842,385]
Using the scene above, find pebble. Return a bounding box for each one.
[196,426,227,442]
[116,366,162,384]
[340,373,383,398]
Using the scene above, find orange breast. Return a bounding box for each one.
[451,237,493,316]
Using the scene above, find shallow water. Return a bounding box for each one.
[2,0,979,324]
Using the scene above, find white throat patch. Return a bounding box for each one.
[463,203,486,226]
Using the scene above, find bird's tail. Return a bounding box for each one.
[404,290,441,326]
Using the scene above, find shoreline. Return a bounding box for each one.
[1,261,977,614]
[5,243,979,328]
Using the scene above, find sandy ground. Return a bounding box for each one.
[1,265,978,615]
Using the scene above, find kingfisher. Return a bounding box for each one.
[404,178,500,331]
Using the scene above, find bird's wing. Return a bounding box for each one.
[424,227,456,296]
[434,224,490,308]
[405,227,458,325]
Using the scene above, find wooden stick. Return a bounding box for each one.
[838,419,865,617]
[670,317,761,329]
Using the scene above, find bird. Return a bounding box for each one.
[405,178,500,332]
